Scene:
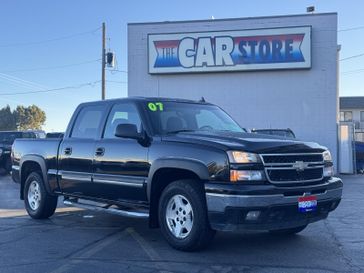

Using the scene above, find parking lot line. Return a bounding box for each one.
[127,227,172,273]
[49,229,128,273]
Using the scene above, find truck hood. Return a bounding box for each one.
[161,131,327,153]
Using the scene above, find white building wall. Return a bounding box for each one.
[128,13,339,167]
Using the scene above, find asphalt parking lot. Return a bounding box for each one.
[0,174,363,273]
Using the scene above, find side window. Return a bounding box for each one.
[103,103,142,139]
[71,105,105,139]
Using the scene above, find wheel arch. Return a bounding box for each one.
[19,155,51,200]
[147,158,209,228]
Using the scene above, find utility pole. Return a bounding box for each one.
[101,22,106,100]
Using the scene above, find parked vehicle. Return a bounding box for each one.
[46,132,64,139]
[0,131,39,173]
[355,141,364,174]
[11,97,343,251]
[251,128,296,138]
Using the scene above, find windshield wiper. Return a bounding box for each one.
[165,129,197,134]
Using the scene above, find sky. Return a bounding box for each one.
[0,0,363,132]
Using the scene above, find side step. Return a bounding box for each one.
[63,199,149,219]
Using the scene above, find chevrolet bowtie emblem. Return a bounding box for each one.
[293,161,308,172]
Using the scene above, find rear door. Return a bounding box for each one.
[58,104,107,197]
[92,102,149,203]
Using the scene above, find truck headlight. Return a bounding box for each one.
[323,150,332,162]
[323,150,334,177]
[230,170,265,182]
[227,151,261,164]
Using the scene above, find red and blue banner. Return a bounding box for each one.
[148,26,311,74]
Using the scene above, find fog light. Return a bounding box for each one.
[245,210,261,221]
[324,166,334,177]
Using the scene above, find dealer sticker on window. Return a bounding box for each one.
[298,195,317,213]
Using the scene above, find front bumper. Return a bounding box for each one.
[205,177,343,231]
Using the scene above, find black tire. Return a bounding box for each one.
[158,179,215,251]
[24,172,58,219]
[5,158,12,174]
[269,225,307,235]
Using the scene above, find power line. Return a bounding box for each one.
[0,72,49,90]
[0,80,101,96]
[106,80,127,84]
[0,27,101,48]
[107,69,128,74]
[339,53,364,62]
[0,59,101,73]
[338,26,364,32]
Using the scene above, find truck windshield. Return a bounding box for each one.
[145,101,244,135]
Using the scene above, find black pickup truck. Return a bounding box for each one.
[12,97,343,251]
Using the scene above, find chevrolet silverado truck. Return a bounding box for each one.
[11,97,343,251]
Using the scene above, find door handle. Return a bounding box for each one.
[95,147,105,157]
[64,147,72,156]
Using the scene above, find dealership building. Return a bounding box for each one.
[127,13,339,168]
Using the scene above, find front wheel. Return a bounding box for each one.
[159,180,215,251]
[269,225,307,235]
[24,172,58,219]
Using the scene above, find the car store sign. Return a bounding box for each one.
[148,26,311,74]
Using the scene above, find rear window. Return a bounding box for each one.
[71,105,105,139]
[0,132,23,144]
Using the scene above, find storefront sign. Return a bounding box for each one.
[148,26,311,74]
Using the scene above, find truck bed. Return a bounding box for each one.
[12,138,62,182]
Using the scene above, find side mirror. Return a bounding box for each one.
[115,123,140,140]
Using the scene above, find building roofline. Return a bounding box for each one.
[128,12,337,26]
[339,96,364,109]
[340,96,364,98]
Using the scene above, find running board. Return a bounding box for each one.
[63,199,149,219]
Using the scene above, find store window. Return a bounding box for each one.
[340,111,353,122]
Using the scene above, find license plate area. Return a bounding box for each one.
[298,195,317,213]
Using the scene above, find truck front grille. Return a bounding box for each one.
[262,154,323,164]
[260,153,324,185]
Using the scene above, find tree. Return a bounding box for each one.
[15,105,46,130]
[0,105,17,130]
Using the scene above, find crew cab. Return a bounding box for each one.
[11,97,343,251]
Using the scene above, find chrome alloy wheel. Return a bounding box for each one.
[165,194,194,239]
[27,181,41,211]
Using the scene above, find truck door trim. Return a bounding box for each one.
[59,170,92,182]
[93,174,145,188]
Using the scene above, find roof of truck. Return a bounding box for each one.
[80,96,213,106]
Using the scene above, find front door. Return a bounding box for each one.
[92,102,149,203]
[59,104,106,197]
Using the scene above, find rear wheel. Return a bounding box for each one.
[159,180,215,251]
[24,172,58,219]
[269,225,307,235]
